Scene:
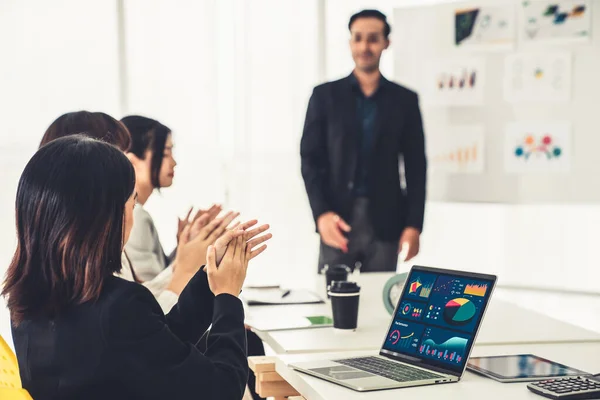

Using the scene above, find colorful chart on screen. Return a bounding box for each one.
[383,321,425,354]
[443,298,476,326]
[423,275,488,333]
[398,301,424,322]
[404,271,437,300]
[418,327,469,366]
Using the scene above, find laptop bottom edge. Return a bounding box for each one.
[289,359,458,392]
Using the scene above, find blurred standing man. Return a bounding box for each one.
[301,9,427,273]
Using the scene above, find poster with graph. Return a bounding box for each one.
[430,126,485,175]
[504,52,571,103]
[423,57,486,106]
[504,121,571,173]
[455,4,516,51]
[519,0,591,44]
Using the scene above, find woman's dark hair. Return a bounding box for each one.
[120,115,171,189]
[40,111,131,151]
[348,9,391,39]
[2,135,135,325]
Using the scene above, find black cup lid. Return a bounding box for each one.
[323,264,351,273]
[329,280,360,293]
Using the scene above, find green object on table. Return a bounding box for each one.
[306,316,334,325]
[382,273,409,315]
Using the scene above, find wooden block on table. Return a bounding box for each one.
[248,356,277,373]
[258,371,285,383]
[257,380,300,398]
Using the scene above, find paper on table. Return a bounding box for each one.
[241,288,324,306]
[247,315,333,332]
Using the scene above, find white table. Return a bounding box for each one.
[274,343,600,400]
[246,273,600,354]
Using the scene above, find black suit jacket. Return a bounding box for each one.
[301,73,427,242]
[12,270,247,400]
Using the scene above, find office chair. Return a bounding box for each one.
[0,334,33,399]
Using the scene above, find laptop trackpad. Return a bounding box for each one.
[310,366,373,380]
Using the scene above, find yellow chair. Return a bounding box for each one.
[0,334,32,399]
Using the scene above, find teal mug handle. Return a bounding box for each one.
[382,273,409,315]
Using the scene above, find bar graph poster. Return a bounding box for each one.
[430,126,485,174]
[519,0,591,44]
[504,121,571,173]
[423,58,486,106]
[455,4,516,51]
[504,52,571,103]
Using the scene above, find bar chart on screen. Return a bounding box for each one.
[418,328,469,365]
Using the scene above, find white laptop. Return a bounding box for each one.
[290,265,497,392]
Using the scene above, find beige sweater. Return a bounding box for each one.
[119,205,178,313]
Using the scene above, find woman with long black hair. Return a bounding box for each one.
[3,136,270,400]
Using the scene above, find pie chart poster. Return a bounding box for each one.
[425,275,489,334]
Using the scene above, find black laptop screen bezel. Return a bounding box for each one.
[379,265,497,377]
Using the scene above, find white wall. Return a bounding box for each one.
[0,0,121,343]
[122,0,323,286]
[122,0,224,251]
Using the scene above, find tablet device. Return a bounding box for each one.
[467,354,589,382]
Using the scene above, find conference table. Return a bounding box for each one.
[272,343,600,400]
[245,272,600,355]
[244,272,600,399]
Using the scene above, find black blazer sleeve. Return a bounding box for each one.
[103,282,248,400]
[402,93,427,231]
[165,268,214,343]
[301,88,331,223]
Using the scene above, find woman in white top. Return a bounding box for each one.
[121,115,271,400]
[120,115,245,312]
[40,112,265,313]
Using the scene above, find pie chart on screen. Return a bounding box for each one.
[443,298,476,326]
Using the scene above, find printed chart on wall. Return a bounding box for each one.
[423,58,486,106]
[504,121,571,173]
[504,52,571,103]
[519,0,592,44]
[430,126,485,175]
[455,4,516,51]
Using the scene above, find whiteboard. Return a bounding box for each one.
[393,0,600,203]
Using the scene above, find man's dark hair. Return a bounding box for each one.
[348,9,391,39]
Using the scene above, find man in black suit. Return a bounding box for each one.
[301,9,427,273]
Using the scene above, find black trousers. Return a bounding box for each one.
[318,198,399,273]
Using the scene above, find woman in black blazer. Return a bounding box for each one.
[2,135,270,400]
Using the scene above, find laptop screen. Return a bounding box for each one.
[380,266,496,375]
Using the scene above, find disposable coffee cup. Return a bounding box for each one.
[323,264,351,298]
[328,281,360,330]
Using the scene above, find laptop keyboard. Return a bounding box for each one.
[335,356,443,383]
